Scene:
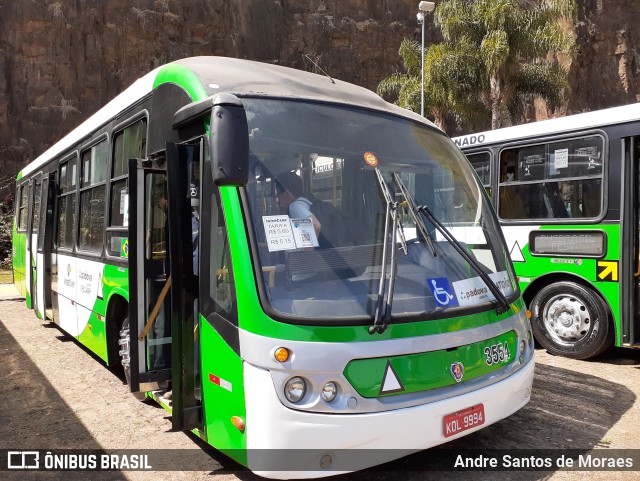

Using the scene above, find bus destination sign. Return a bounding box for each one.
[529,230,605,258]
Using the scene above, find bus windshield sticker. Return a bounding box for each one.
[452,271,514,307]
[575,145,602,175]
[427,278,459,307]
[120,190,127,214]
[262,215,297,251]
[290,218,318,248]
[123,194,129,227]
[488,271,514,296]
[519,151,545,181]
[363,151,378,167]
[121,238,129,258]
[435,226,487,245]
[452,277,494,307]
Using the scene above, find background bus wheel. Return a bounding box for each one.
[118,318,147,401]
[530,281,613,360]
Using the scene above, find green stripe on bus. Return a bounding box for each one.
[199,315,247,453]
[344,331,518,398]
[153,63,209,101]
[77,311,108,362]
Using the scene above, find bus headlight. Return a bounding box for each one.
[321,382,337,402]
[284,376,307,403]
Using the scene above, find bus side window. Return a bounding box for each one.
[581,178,601,217]
[79,140,107,252]
[108,118,147,257]
[17,183,29,231]
[57,156,77,249]
[499,185,528,219]
[467,152,492,196]
[542,182,569,218]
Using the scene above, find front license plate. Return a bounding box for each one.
[443,403,485,438]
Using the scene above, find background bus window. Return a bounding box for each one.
[548,137,603,178]
[518,145,546,181]
[467,152,492,196]
[498,135,603,220]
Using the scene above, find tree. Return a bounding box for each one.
[377,0,575,132]
[0,191,14,271]
[377,39,487,130]
[437,0,576,129]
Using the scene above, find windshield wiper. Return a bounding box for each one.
[370,168,406,334]
[393,174,510,315]
[418,204,511,315]
[392,172,437,256]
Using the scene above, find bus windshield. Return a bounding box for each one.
[242,98,517,323]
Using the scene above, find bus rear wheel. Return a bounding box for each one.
[118,317,147,401]
[530,281,613,360]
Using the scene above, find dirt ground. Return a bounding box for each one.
[1,290,640,481]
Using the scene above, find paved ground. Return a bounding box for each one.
[1,283,639,480]
[0,282,22,300]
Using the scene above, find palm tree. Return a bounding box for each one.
[378,0,575,131]
[377,39,488,130]
[436,0,575,129]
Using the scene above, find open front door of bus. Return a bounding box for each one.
[165,141,201,431]
[624,136,640,347]
[127,158,173,397]
[127,147,201,431]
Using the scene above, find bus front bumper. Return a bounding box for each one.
[242,355,534,478]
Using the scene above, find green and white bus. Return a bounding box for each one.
[454,104,640,360]
[12,56,533,476]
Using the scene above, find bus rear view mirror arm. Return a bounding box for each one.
[210,92,249,186]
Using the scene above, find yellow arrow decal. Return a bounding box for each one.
[596,261,618,282]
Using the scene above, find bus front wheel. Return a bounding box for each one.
[118,317,147,401]
[530,281,613,360]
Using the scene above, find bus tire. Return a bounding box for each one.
[530,281,613,360]
[118,317,147,402]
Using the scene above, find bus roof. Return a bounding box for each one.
[452,102,640,149]
[22,56,430,177]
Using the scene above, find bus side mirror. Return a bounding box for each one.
[210,93,249,186]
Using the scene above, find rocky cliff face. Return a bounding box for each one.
[569,0,640,111]
[0,0,638,178]
[0,0,422,177]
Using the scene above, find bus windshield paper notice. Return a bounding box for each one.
[262,215,297,251]
[290,218,319,248]
[262,215,319,251]
[554,148,569,169]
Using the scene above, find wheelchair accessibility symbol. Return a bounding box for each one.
[427,278,459,307]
